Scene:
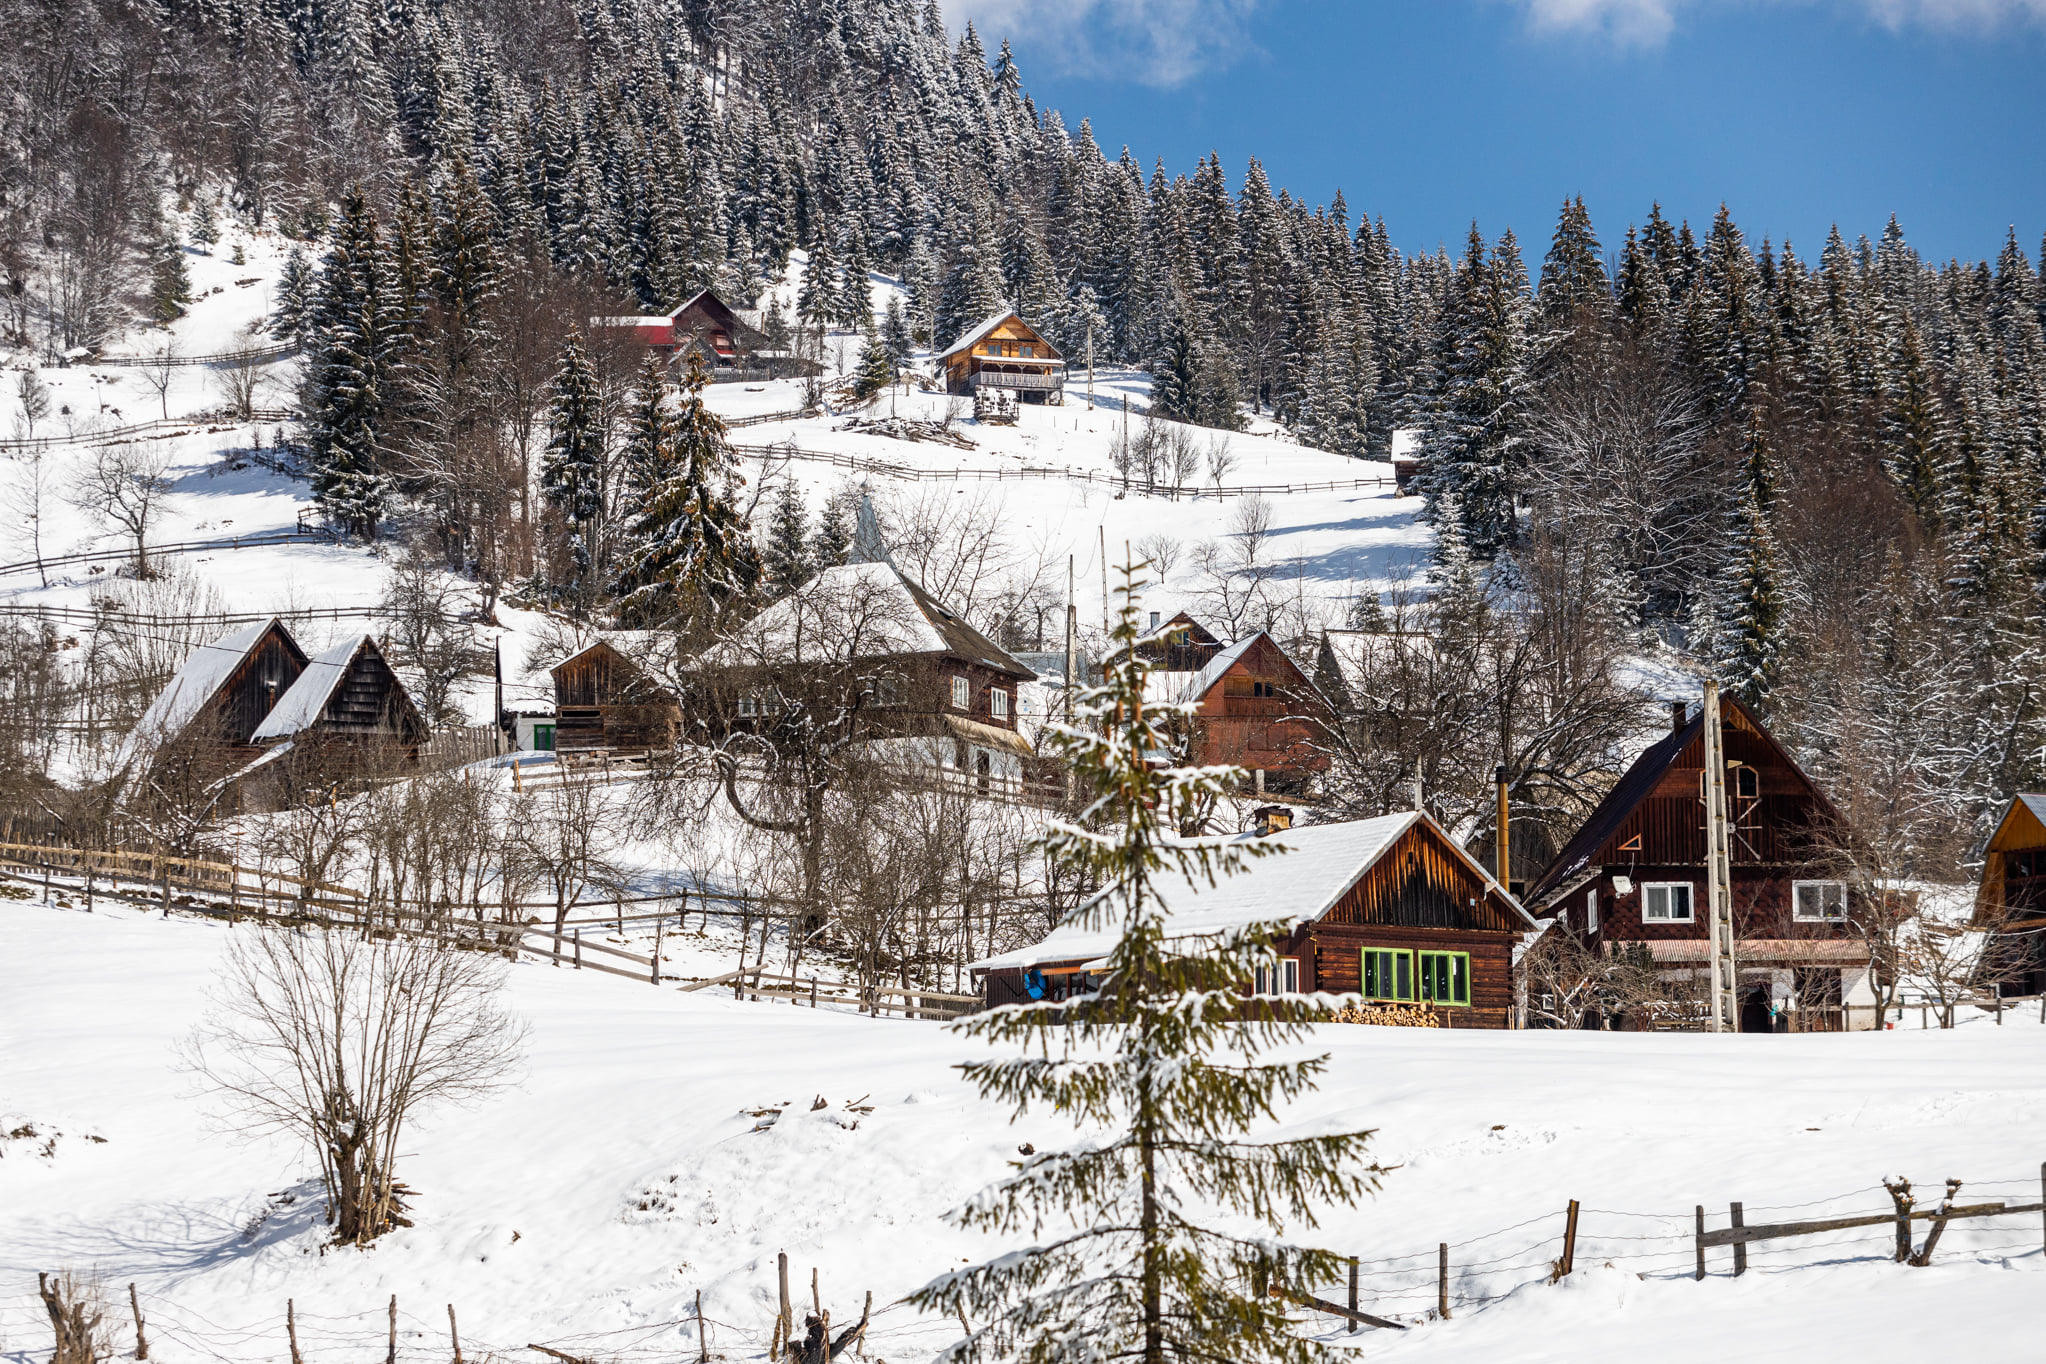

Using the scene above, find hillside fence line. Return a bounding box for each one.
[2,1166,2039,1364]
[0,408,295,453]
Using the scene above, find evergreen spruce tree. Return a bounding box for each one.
[810,484,856,569]
[148,223,193,323]
[913,566,1382,1364]
[614,355,762,635]
[883,294,915,367]
[304,189,403,539]
[1149,300,1202,423]
[1713,409,1786,707]
[761,479,814,600]
[851,320,895,400]
[191,195,220,252]
[540,326,606,601]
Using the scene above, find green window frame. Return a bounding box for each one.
[1417,951,1471,1007]
[1362,948,1413,1001]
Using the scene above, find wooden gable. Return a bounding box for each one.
[551,641,673,709]
[1318,818,1528,934]
[969,315,1058,362]
[1977,795,2046,924]
[323,638,424,739]
[1192,635,1317,714]
[218,622,309,745]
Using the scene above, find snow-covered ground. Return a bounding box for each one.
[2,897,2040,1364]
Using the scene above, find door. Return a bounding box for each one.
[533,724,555,751]
[1739,982,1776,1034]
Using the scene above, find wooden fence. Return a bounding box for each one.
[94,343,302,368]
[0,530,328,582]
[730,439,1398,500]
[0,408,294,453]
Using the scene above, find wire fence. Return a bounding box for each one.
[2,1168,2038,1363]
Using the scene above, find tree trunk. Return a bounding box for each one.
[1139,1068,1162,1364]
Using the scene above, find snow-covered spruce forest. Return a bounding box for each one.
[4,0,2046,875]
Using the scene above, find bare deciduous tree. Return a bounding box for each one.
[189,930,526,1245]
[140,340,177,419]
[72,440,172,578]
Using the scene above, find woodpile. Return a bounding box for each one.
[1330,1002,1442,1028]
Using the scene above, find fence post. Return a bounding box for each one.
[387,1295,397,1364]
[447,1305,461,1364]
[1730,1202,1746,1277]
[287,1299,302,1364]
[697,1290,708,1364]
[652,921,662,985]
[2039,1162,2045,1258]
[573,929,582,970]
[1694,1206,1706,1280]
[1437,1243,1450,1320]
[1553,1199,1580,1281]
[129,1283,148,1360]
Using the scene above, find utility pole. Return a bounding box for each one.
[1701,681,1739,1033]
[1085,317,1095,410]
[1099,526,1109,639]
[1064,554,1078,719]
[1494,764,1511,891]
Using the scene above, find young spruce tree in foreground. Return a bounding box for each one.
[913,567,1383,1364]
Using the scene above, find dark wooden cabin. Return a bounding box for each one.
[1135,611,1223,673]
[1526,693,1872,1031]
[120,618,308,775]
[250,634,427,761]
[691,559,1039,790]
[937,309,1064,403]
[1972,795,2046,996]
[591,288,769,366]
[1144,625,1329,791]
[974,813,1536,1028]
[550,639,682,754]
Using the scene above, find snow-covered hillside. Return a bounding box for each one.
[1,898,2041,1364]
[2,236,1432,743]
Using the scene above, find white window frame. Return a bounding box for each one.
[950,675,970,710]
[1642,881,1694,923]
[1253,958,1301,996]
[990,688,1010,720]
[1586,887,1599,934]
[1793,879,1848,922]
[737,693,758,718]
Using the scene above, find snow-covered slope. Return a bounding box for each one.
[1,899,2040,1364]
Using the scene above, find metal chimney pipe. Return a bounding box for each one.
[1494,764,1511,889]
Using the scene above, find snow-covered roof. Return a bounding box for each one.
[937,308,1057,362]
[1141,635,1258,706]
[973,813,1535,972]
[706,562,1035,678]
[251,635,366,742]
[118,619,290,769]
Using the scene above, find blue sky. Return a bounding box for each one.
[945,1,2046,267]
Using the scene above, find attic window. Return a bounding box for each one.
[951,675,970,710]
[1733,767,1758,799]
[990,688,1010,720]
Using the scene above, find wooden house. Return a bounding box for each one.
[593,288,771,367]
[937,310,1064,404]
[549,638,683,753]
[119,618,308,775]
[692,557,1039,789]
[1525,693,1872,1031]
[249,634,427,763]
[1141,622,1328,792]
[1135,610,1223,673]
[973,812,1537,1027]
[1971,795,2046,996]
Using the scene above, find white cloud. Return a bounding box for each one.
[943,0,1263,88]
[1514,0,2046,45]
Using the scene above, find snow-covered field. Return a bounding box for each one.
[2,898,2040,1364]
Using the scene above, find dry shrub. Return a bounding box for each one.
[1330,1002,1442,1028]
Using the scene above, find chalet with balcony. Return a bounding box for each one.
[1972,795,2046,996]
[937,309,1064,404]
[973,811,1537,1027]
[1526,694,1873,1031]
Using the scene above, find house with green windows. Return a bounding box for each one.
[972,811,1537,1028]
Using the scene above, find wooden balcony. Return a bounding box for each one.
[971,369,1062,392]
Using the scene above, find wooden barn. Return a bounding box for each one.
[937,309,1064,403]
[1141,621,1329,792]
[1135,610,1223,673]
[1525,689,1872,1031]
[249,634,427,763]
[973,812,1537,1027]
[592,289,769,363]
[118,618,308,775]
[1971,795,2046,996]
[549,638,683,754]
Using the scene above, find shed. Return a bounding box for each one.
[119,618,307,772]
[549,638,682,753]
[974,813,1535,1027]
[1972,794,2046,996]
[250,634,427,760]
[936,309,1064,403]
